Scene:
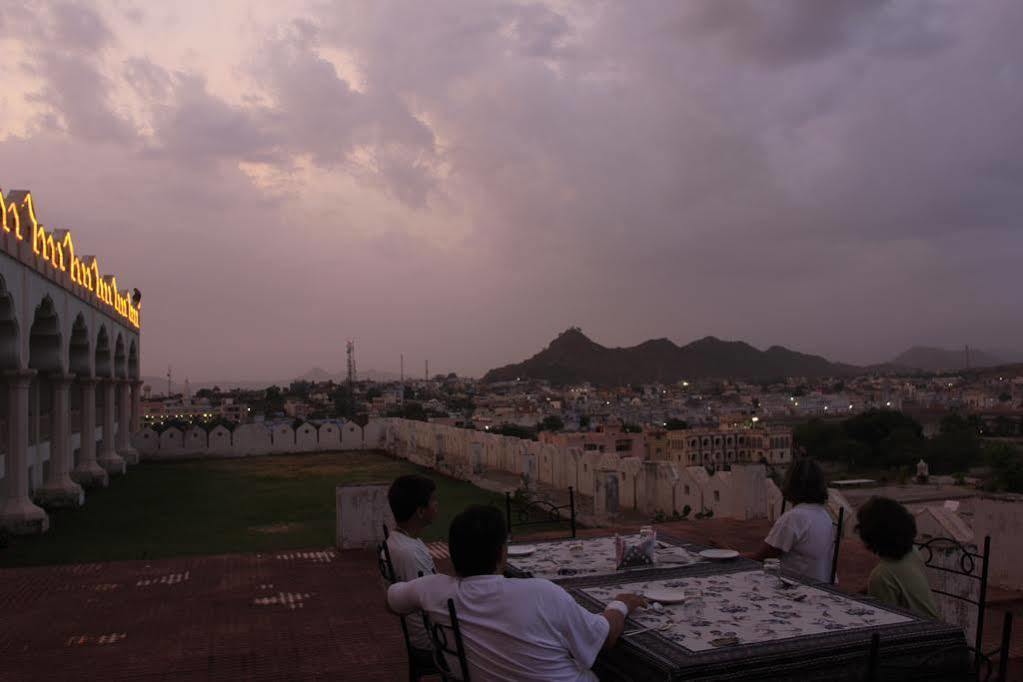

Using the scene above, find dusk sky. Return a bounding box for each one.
[1,1,1021,382]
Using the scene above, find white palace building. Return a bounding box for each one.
[0,187,142,535]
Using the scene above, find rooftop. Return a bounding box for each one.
[2,517,1019,680]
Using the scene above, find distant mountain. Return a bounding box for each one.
[891,346,1004,372]
[481,328,859,385]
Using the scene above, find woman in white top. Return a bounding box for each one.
[747,458,836,583]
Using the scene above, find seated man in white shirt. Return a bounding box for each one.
[745,458,836,583]
[387,505,647,682]
[384,475,439,658]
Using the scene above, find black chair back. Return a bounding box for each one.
[866,631,881,682]
[427,598,471,681]
[505,486,576,540]
[830,506,845,584]
[995,611,1012,682]
[914,535,992,676]
[379,525,437,682]
[864,631,974,681]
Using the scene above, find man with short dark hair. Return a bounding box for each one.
[387,505,647,681]
[385,474,439,650]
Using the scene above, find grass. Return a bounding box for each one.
[0,451,504,567]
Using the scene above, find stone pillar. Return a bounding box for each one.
[34,373,85,508]
[116,380,139,465]
[130,380,143,433]
[0,369,49,534]
[97,378,125,475]
[71,377,108,488]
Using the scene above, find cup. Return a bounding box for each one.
[763,558,782,587]
[683,589,705,619]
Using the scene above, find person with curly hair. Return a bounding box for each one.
[856,496,938,619]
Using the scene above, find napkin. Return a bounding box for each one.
[615,533,657,569]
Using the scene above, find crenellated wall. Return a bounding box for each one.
[128,418,779,522]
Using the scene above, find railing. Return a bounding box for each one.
[505,486,576,539]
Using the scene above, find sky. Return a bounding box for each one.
[1,0,1021,381]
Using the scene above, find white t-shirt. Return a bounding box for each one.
[388,573,610,682]
[764,503,835,583]
[385,530,437,649]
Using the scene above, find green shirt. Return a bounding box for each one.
[868,549,939,620]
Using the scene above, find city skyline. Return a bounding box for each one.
[2,1,1022,380]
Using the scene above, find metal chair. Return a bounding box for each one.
[830,506,844,585]
[914,535,993,677]
[863,631,971,681]
[378,525,438,682]
[505,486,576,540]
[426,598,471,681]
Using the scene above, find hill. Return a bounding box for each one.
[891,346,1004,372]
[481,328,859,385]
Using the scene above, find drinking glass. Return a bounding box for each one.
[762,558,782,587]
[683,589,705,619]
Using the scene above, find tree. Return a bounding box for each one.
[664,418,689,430]
[925,429,981,475]
[843,409,923,464]
[984,443,1023,493]
[385,401,427,422]
[289,380,313,399]
[579,415,591,429]
[263,385,285,415]
[331,387,355,418]
[538,415,564,432]
[493,423,537,440]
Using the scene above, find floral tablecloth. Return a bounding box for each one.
[506,535,703,581]
[581,569,911,652]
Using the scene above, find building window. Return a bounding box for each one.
[714,490,720,502]
[684,485,690,495]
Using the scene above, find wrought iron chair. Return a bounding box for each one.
[425,598,471,682]
[863,630,974,681]
[777,499,844,584]
[378,525,438,682]
[505,486,576,540]
[914,535,994,678]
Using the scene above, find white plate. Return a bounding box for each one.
[644,589,686,604]
[507,545,536,557]
[699,549,739,561]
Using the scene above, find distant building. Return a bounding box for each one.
[283,399,310,420]
[219,398,250,424]
[539,424,644,457]
[659,425,793,468]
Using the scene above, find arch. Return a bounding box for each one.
[28,295,62,372]
[113,332,127,380]
[95,325,111,378]
[127,338,139,380]
[0,273,19,369]
[68,313,90,376]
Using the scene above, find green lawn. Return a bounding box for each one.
[0,451,504,567]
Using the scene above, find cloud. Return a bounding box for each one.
[1,0,1021,380]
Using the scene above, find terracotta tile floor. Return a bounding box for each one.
[1,518,1018,681]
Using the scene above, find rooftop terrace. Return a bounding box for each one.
[1,453,1019,680]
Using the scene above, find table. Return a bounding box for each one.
[505,534,709,581]
[567,561,969,681]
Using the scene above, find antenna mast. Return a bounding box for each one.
[346,340,357,387]
[166,365,172,397]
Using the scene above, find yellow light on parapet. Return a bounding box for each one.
[0,187,141,329]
